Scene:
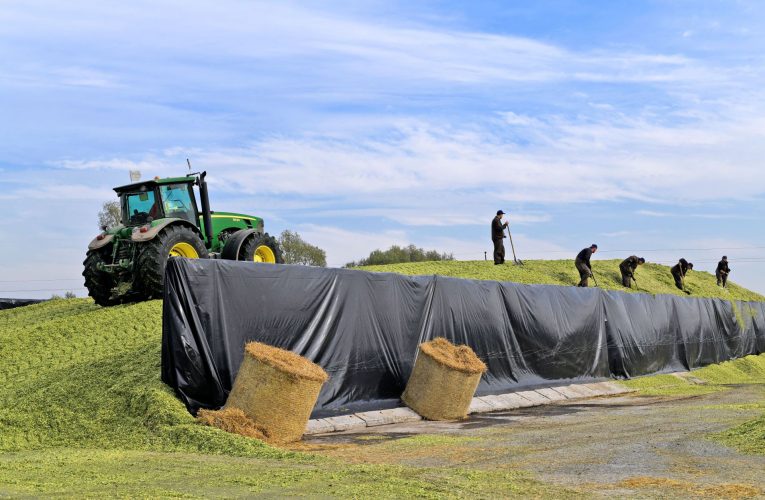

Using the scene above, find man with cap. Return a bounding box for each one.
[619,255,646,288]
[671,258,693,292]
[575,244,598,287]
[716,256,731,288]
[491,210,509,265]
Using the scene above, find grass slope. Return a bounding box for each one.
[0,298,572,497]
[358,259,765,302]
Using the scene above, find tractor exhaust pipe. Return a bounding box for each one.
[198,171,214,247]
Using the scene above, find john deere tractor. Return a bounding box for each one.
[83,171,283,306]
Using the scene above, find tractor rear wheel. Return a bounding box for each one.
[240,232,284,264]
[136,224,208,299]
[83,247,118,307]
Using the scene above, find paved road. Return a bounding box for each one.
[305,384,765,497]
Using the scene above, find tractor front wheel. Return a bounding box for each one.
[83,247,118,307]
[136,224,208,299]
[240,232,284,264]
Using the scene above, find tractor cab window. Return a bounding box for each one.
[160,183,196,224]
[123,189,160,225]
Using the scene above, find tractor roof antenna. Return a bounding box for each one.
[186,158,201,178]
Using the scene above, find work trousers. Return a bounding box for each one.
[575,259,591,287]
[493,238,505,265]
[621,269,633,288]
[716,271,728,287]
[672,271,684,290]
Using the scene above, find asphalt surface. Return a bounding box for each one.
[304,385,765,497]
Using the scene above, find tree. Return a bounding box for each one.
[278,230,327,267]
[97,200,121,230]
[345,244,454,267]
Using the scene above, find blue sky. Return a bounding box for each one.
[1,0,764,298]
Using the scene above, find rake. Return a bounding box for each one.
[505,225,524,265]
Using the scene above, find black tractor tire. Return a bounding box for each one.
[136,224,209,299]
[83,247,118,307]
[240,232,284,264]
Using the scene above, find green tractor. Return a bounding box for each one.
[83,171,283,306]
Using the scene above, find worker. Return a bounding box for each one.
[491,210,509,265]
[575,244,598,287]
[716,256,731,288]
[670,258,693,292]
[619,256,645,288]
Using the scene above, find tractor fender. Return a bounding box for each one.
[221,229,258,260]
[131,218,202,243]
[87,233,114,251]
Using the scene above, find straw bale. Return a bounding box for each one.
[196,408,268,440]
[419,337,487,374]
[244,342,328,382]
[226,342,328,443]
[402,337,486,420]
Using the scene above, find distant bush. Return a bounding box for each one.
[278,230,327,267]
[50,291,78,300]
[346,244,454,267]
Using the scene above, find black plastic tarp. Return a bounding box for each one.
[0,298,45,310]
[161,259,764,418]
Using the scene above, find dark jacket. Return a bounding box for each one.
[575,247,593,269]
[671,258,689,277]
[620,255,639,274]
[716,260,730,274]
[491,217,507,240]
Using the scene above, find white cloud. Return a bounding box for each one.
[636,210,755,220]
[0,183,112,201]
[0,0,731,95]
[58,102,765,208]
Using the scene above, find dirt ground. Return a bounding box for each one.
[303,385,765,497]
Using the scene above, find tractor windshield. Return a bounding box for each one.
[159,183,196,224]
[122,189,161,225]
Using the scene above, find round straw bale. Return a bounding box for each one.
[225,342,328,443]
[402,337,486,420]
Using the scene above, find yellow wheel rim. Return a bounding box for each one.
[254,245,276,263]
[169,242,199,258]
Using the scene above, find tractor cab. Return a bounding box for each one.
[116,177,200,227]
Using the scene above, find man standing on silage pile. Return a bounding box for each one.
[716,256,731,288]
[619,255,645,288]
[575,244,598,287]
[491,210,509,265]
[671,258,693,292]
